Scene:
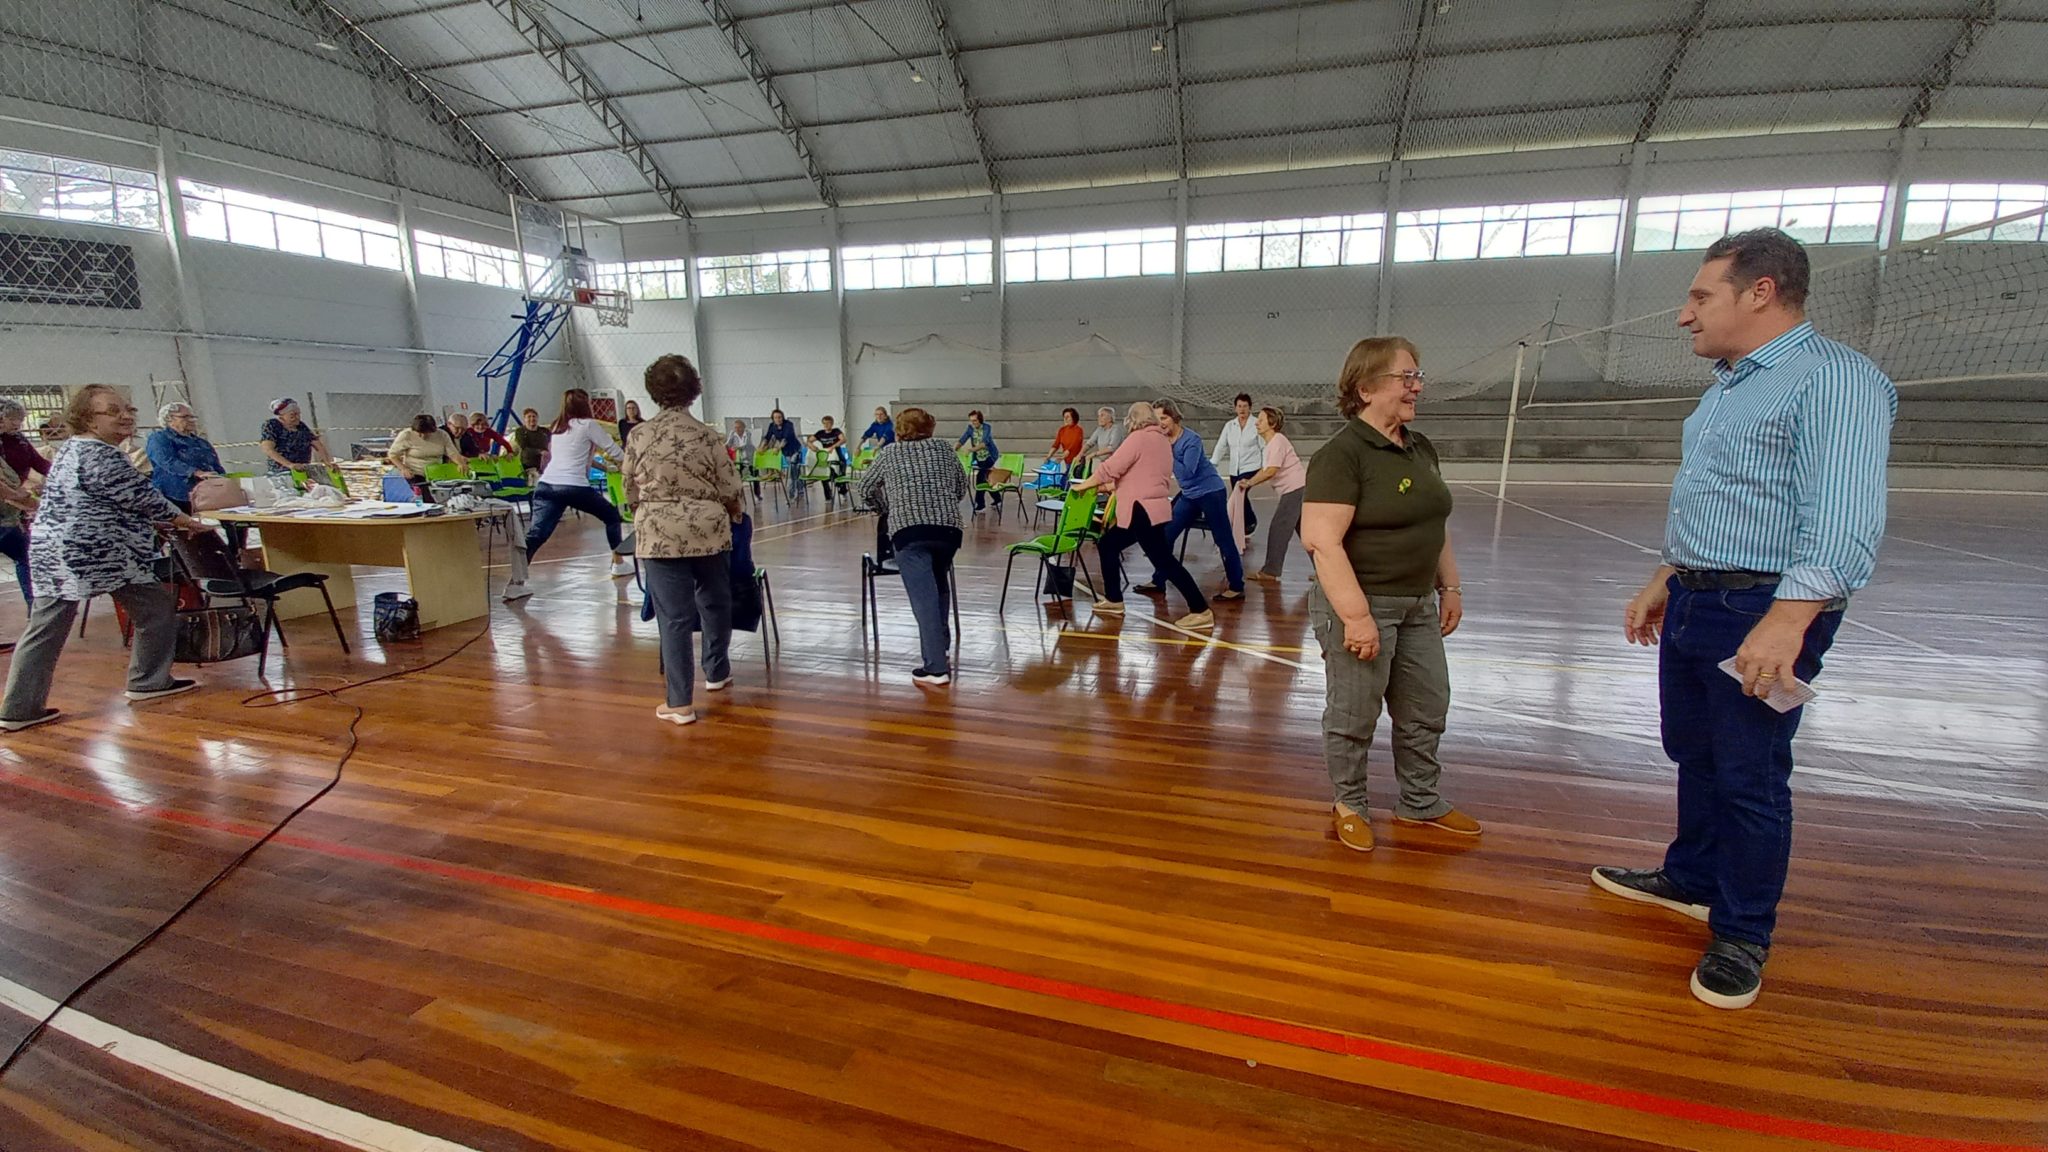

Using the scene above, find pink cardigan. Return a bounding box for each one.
[1091,423,1175,529]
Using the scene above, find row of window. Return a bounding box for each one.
[4,146,2042,297]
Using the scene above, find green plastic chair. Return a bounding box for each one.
[750,447,791,506]
[998,485,1100,613]
[481,457,533,506]
[799,447,846,504]
[422,461,465,483]
[605,470,633,522]
[975,451,1028,521]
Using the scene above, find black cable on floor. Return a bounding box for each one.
[0,519,504,1080]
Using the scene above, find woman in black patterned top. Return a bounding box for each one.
[853,407,970,686]
[2,386,210,733]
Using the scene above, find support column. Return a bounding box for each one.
[829,206,851,422]
[991,193,1006,390]
[1878,127,1921,254]
[1170,178,1188,387]
[1375,162,1403,335]
[152,128,223,440]
[394,190,437,409]
[1602,144,1652,381]
[683,223,712,420]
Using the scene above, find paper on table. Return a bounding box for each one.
[1717,657,1817,713]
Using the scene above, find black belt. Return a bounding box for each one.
[1673,568,1780,591]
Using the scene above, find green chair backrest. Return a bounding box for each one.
[980,452,1028,486]
[752,448,784,474]
[851,448,876,471]
[1052,485,1099,547]
[423,462,464,483]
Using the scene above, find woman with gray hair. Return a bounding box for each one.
[1070,401,1212,630]
[0,398,51,489]
[145,402,225,512]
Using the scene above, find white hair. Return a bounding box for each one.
[159,401,194,426]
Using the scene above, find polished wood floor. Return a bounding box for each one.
[0,484,2043,1151]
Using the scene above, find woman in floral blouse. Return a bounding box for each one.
[2,386,209,732]
[622,355,744,727]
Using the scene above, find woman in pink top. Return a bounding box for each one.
[1069,401,1212,630]
[1240,406,1309,582]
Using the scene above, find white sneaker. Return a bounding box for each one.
[126,679,200,703]
[501,581,532,602]
[912,668,952,686]
[608,559,635,577]
[655,705,697,726]
[704,677,732,692]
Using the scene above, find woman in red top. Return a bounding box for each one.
[1046,407,1085,465]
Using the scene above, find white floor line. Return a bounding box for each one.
[0,975,482,1152]
[1888,534,2048,575]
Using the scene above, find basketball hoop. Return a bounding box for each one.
[588,288,631,328]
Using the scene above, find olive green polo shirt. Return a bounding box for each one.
[1302,418,1453,596]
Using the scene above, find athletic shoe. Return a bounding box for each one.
[704,676,732,692]
[1215,587,1244,601]
[1590,866,1711,923]
[1334,807,1374,853]
[125,679,199,703]
[1092,599,1126,614]
[1132,582,1162,595]
[912,668,952,687]
[1691,938,1767,1010]
[608,560,636,577]
[0,708,60,733]
[1248,571,1280,585]
[655,705,697,726]
[1394,808,1482,836]
[501,581,533,602]
[1174,609,1214,630]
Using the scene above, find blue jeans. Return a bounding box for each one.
[1153,488,1242,591]
[0,526,28,608]
[972,461,1002,510]
[1658,579,1843,950]
[893,536,957,674]
[525,481,622,560]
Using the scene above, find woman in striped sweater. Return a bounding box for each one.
[854,406,971,686]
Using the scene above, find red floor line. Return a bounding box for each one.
[0,765,2029,1152]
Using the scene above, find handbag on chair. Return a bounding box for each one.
[174,605,266,663]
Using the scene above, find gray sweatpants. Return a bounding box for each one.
[2,583,179,722]
[1307,582,1453,820]
[1260,488,1305,577]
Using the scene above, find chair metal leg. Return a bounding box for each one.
[998,552,1018,614]
[318,583,350,654]
[270,605,290,649]
[759,571,779,647]
[1076,550,1098,599]
[77,598,90,637]
[949,562,960,651]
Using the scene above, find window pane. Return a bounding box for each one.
[1341,229,1380,265]
[275,213,321,256]
[54,176,112,222]
[446,249,474,281]
[1186,237,1222,274]
[114,184,159,229]
[1140,240,1174,275]
[1633,211,1677,251]
[843,260,874,290]
[1676,208,1726,249]
[1222,235,1260,271]
[874,257,904,289]
[53,158,109,180]
[1104,243,1140,278]
[1826,203,1881,244]
[364,233,401,269]
[1900,200,1947,241]
[1071,245,1105,279]
[906,255,936,287]
[1480,219,1525,258]
[1436,221,1481,260]
[1039,247,1069,280]
[933,253,966,285]
[226,204,276,248]
[1261,234,1300,268]
[1727,205,1780,233]
[1393,225,1435,262]
[1989,214,2043,242]
[413,244,443,278]
[0,150,50,171]
[1568,215,1618,255]
[1301,231,1340,266]
[810,260,831,290]
[1777,209,1829,245]
[320,223,363,263]
[1005,250,1036,282]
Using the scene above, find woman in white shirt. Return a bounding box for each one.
[1239,406,1309,582]
[525,388,633,576]
[1211,393,1265,535]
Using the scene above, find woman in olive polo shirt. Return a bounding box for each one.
[1300,336,1476,854]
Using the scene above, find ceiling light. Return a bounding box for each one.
[909,70,925,83]
[1151,37,1164,53]
[314,39,340,51]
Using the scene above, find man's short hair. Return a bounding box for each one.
[1703,228,1810,309]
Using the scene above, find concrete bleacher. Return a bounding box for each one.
[898,384,2048,491]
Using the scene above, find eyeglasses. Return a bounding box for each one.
[93,404,140,417]
[1376,370,1427,386]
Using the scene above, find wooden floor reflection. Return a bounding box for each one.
[0,485,2042,1151]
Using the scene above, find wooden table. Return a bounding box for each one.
[209,508,499,632]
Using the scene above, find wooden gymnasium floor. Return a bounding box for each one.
[0,482,2042,1152]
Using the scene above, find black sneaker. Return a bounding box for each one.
[0,708,60,733]
[126,678,200,703]
[911,667,951,687]
[1590,866,1710,922]
[1691,937,1767,1010]
[1132,582,1162,595]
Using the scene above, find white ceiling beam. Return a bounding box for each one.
[282,0,538,201]
[694,0,835,207]
[921,0,1000,194]
[1901,0,1998,128]
[1164,0,1188,180]
[1634,0,1710,143]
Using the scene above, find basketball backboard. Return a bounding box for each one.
[511,196,632,326]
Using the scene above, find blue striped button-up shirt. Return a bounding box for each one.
[1664,321,1896,602]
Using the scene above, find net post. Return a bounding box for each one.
[1495,341,1527,503]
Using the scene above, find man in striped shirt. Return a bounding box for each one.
[1593,228,1896,1011]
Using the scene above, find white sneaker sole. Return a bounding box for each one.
[654,708,697,726]
[125,683,199,703]
[501,583,533,602]
[0,711,60,733]
[1690,968,1760,1010]
[703,678,732,692]
[912,676,951,687]
[1590,868,1711,922]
